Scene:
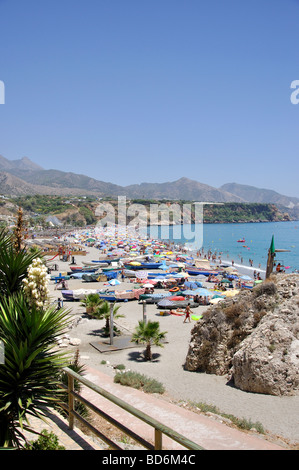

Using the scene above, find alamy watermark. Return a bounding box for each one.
[0,80,5,104]
[95,196,204,249]
[290,80,299,104]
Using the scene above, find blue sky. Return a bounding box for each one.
[0,0,299,196]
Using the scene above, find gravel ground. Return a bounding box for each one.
[47,245,299,447]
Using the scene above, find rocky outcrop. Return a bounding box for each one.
[184,274,299,396]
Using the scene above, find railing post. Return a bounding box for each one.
[154,428,162,450]
[68,373,75,430]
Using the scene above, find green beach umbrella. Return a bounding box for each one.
[270,235,275,254]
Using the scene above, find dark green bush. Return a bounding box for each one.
[24,430,65,450]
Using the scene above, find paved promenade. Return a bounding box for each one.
[23,367,286,451]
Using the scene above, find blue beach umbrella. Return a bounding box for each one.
[160,264,168,270]
[181,290,197,296]
[194,288,213,297]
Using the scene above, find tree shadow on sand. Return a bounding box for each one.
[87,327,121,338]
[127,351,161,363]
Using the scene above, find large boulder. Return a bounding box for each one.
[184,274,299,396]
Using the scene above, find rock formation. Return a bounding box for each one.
[184,274,299,396]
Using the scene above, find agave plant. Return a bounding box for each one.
[0,293,71,448]
[131,320,167,361]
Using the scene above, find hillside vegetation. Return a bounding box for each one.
[0,196,292,228]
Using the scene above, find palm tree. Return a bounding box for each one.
[92,301,124,335]
[80,293,103,315]
[0,293,71,448]
[131,320,167,361]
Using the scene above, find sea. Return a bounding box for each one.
[145,220,299,273]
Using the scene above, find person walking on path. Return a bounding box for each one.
[183,304,192,323]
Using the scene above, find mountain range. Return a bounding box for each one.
[0,155,298,217]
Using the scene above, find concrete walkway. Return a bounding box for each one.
[79,367,285,451]
[23,367,286,451]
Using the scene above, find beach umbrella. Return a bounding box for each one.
[135,271,148,279]
[166,278,177,282]
[109,279,121,285]
[157,299,174,307]
[210,298,224,305]
[240,275,252,281]
[184,281,198,289]
[194,288,213,297]
[179,272,189,277]
[168,273,185,278]
[224,266,236,272]
[140,278,155,284]
[160,264,168,270]
[181,290,197,296]
[224,290,240,297]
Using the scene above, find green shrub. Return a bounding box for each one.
[114,371,165,394]
[24,430,65,450]
[253,281,277,298]
[192,402,265,434]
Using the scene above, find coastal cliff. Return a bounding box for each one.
[184,273,299,396]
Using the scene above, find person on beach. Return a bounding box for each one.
[183,304,192,323]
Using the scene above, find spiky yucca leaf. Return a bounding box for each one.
[0,293,71,448]
[0,228,40,297]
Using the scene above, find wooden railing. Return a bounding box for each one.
[60,367,205,451]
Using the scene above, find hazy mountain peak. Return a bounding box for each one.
[11,156,44,171]
[0,155,43,171]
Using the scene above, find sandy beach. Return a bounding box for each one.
[44,237,299,446]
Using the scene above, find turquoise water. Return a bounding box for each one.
[146,221,299,272]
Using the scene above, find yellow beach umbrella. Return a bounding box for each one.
[210,298,224,304]
[224,290,240,297]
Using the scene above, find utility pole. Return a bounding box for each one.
[142,300,147,323]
